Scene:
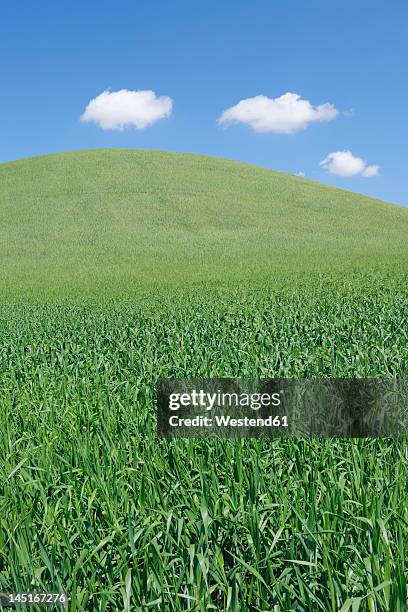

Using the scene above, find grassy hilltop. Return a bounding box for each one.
[1,148,408,293]
[0,150,407,610]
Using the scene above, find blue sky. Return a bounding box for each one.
[1,0,407,205]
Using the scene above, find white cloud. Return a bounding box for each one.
[343,108,355,118]
[361,164,380,177]
[295,171,305,177]
[320,151,380,178]
[218,92,338,134]
[80,89,173,130]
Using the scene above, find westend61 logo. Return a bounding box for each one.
[157,378,408,438]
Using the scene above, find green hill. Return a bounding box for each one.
[1,149,408,608]
[1,148,407,293]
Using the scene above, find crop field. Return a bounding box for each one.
[2,149,408,293]
[1,276,407,610]
[0,150,407,610]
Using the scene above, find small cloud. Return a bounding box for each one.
[295,171,305,177]
[218,92,338,134]
[320,150,380,178]
[361,164,380,177]
[343,108,355,118]
[80,89,173,130]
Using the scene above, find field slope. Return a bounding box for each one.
[0,150,407,610]
[1,148,408,293]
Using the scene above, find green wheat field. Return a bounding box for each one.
[0,150,407,610]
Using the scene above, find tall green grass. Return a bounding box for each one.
[1,275,407,610]
[1,150,407,608]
